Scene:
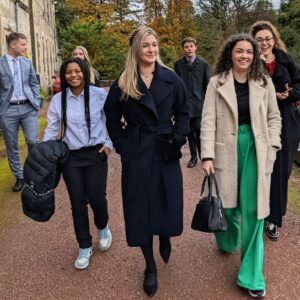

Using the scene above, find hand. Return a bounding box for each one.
[276,83,292,100]
[202,160,214,176]
[99,146,111,157]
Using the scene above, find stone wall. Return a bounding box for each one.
[0,0,59,94]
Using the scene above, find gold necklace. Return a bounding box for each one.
[141,74,152,80]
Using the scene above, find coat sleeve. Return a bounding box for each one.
[103,82,126,154]
[172,74,190,146]
[200,78,217,159]
[29,60,41,106]
[203,62,211,97]
[287,55,300,102]
[266,78,282,149]
[174,61,180,76]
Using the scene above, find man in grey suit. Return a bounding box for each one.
[0,32,40,191]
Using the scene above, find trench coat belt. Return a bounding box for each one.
[126,124,173,207]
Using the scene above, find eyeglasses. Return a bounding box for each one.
[256,36,274,43]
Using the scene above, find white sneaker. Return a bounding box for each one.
[74,247,92,270]
[98,225,112,251]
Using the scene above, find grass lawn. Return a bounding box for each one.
[288,167,300,215]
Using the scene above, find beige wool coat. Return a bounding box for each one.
[201,70,282,219]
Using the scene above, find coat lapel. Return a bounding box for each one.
[137,76,158,119]
[217,70,238,122]
[0,56,13,79]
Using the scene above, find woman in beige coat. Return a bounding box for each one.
[201,34,281,298]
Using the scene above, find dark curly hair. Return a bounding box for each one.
[214,33,266,84]
[60,57,91,139]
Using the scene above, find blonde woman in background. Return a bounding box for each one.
[72,46,101,87]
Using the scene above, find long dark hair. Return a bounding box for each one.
[214,33,267,84]
[59,57,91,138]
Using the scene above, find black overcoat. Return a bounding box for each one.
[267,48,300,227]
[104,64,190,246]
[174,56,210,118]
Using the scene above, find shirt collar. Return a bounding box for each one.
[67,87,84,99]
[185,55,196,63]
[6,53,19,62]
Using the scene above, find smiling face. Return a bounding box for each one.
[254,29,275,59]
[231,41,254,73]
[65,62,84,89]
[183,41,197,59]
[73,49,85,61]
[138,34,158,67]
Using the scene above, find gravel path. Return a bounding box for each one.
[0,147,299,300]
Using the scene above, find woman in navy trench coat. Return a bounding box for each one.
[104,27,189,297]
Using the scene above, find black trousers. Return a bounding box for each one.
[62,144,109,248]
[188,117,201,158]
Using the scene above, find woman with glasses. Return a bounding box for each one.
[250,21,300,241]
[104,27,189,297]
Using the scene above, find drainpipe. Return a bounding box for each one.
[15,0,20,31]
[28,0,37,69]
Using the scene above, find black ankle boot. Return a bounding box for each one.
[143,269,157,297]
[159,237,171,264]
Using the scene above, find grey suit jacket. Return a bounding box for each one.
[0,55,40,116]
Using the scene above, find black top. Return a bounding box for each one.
[234,79,251,125]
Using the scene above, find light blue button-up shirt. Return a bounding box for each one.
[5,54,27,101]
[43,86,113,150]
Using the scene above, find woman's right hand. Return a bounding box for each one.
[202,160,214,176]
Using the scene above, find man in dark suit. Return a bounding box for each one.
[174,37,210,168]
[0,32,40,191]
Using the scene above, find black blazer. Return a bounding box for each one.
[272,48,300,103]
[174,56,210,118]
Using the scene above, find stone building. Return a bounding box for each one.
[0,0,59,94]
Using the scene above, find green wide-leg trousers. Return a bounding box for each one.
[215,124,265,290]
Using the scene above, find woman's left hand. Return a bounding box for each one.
[276,83,292,100]
[99,146,111,157]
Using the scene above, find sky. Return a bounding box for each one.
[272,0,280,9]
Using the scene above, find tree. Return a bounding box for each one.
[278,0,300,64]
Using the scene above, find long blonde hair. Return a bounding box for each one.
[119,27,167,100]
[72,45,96,84]
[249,20,287,52]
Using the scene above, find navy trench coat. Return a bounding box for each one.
[104,64,190,246]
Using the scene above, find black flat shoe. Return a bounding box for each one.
[159,237,171,264]
[143,270,157,297]
[187,156,197,168]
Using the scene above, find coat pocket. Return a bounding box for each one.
[265,146,277,175]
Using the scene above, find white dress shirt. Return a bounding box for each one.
[43,86,113,150]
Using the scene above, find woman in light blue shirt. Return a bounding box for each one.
[44,57,112,270]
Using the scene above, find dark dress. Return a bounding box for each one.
[266,48,300,227]
[104,64,190,246]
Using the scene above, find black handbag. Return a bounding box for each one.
[191,174,228,233]
[155,133,182,162]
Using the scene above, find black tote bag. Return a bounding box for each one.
[191,174,228,233]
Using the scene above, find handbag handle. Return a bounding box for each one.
[200,174,220,199]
